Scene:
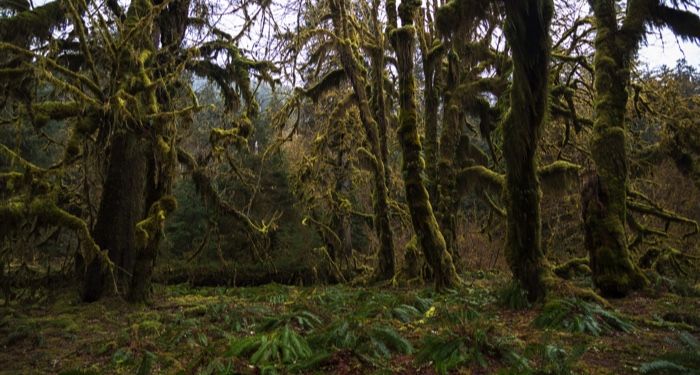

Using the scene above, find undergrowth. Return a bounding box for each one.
[4,278,698,374]
[534,298,634,336]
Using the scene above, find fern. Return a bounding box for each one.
[227,325,312,368]
[533,298,633,336]
[391,304,422,323]
[366,325,414,357]
[259,310,323,332]
[497,281,531,310]
[308,320,358,350]
[640,360,695,374]
[516,341,587,375]
[136,351,156,375]
[640,331,700,374]
[415,323,505,374]
[306,321,412,367]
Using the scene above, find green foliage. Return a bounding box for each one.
[390,303,422,323]
[533,298,634,336]
[308,320,413,362]
[365,325,414,358]
[640,332,700,374]
[228,324,312,369]
[136,351,156,375]
[496,281,531,310]
[259,310,323,332]
[512,341,587,375]
[415,323,506,374]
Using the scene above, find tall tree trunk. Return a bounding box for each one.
[436,51,461,259]
[392,0,458,290]
[82,132,150,302]
[502,0,553,302]
[418,12,441,205]
[331,120,354,272]
[584,0,648,297]
[369,0,392,190]
[127,0,188,302]
[329,0,395,280]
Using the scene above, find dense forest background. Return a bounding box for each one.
[2,0,700,373]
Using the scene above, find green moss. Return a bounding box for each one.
[135,196,178,249]
[0,0,67,41]
[539,161,581,192]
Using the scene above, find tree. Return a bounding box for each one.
[501,0,554,301]
[0,0,272,302]
[584,0,700,297]
[328,0,396,281]
[390,0,459,289]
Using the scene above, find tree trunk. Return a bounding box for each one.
[369,0,392,190]
[82,132,150,302]
[502,0,553,302]
[436,51,461,259]
[329,0,395,280]
[584,0,648,297]
[392,2,458,290]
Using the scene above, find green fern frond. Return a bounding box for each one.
[391,304,422,323]
[368,325,413,356]
[259,310,323,332]
[228,325,313,368]
[533,298,633,336]
[639,359,694,374]
[497,281,531,310]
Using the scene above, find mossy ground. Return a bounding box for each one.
[1,272,698,374]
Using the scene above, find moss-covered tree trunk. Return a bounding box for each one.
[583,0,648,297]
[82,132,150,302]
[436,51,461,259]
[82,0,186,302]
[329,0,395,280]
[369,0,392,190]
[418,15,441,205]
[330,119,354,272]
[391,0,458,290]
[502,0,553,302]
[127,0,188,302]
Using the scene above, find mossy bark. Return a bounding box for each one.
[330,118,354,272]
[82,132,150,302]
[502,0,553,302]
[369,1,392,189]
[329,0,395,280]
[436,51,461,259]
[391,2,458,290]
[420,36,441,205]
[82,0,185,303]
[584,0,649,297]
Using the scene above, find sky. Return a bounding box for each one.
[639,28,700,68]
[27,0,700,70]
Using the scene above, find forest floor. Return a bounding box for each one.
[1,272,699,374]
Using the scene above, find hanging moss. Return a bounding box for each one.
[302,69,347,102]
[539,160,581,193]
[29,101,81,128]
[135,196,177,249]
[0,0,66,42]
[651,5,700,42]
[435,0,484,37]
